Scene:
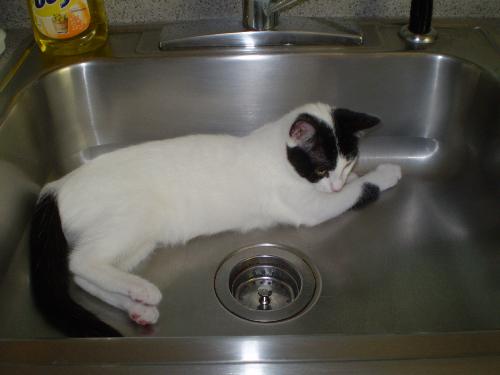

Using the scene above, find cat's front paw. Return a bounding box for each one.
[371,164,402,191]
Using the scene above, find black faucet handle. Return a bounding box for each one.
[400,0,437,46]
[409,0,433,35]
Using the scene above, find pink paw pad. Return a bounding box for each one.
[127,284,162,306]
[128,305,159,326]
[130,313,151,325]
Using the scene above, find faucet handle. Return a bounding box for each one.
[399,0,437,47]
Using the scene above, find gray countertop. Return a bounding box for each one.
[2,0,500,29]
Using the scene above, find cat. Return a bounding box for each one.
[30,102,402,337]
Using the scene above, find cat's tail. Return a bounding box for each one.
[29,193,122,337]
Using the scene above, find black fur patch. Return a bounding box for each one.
[287,113,338,183]
[351,183,380,210]
[287,109,380,183]
[30,194,122,337]
[333,108,380,158]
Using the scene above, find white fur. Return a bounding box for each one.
[315,156,356,193]
[42,103,402,325]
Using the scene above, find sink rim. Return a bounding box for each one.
[1,23,500,371]
[1,331,500,365]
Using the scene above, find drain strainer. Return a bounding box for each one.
[214,244,318,322]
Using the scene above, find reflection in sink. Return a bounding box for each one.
[0,49,499,341]
[79,143,130,162]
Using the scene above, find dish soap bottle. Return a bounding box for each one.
[27,0,108,55]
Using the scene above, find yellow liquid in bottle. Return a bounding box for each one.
[27,0,108,55]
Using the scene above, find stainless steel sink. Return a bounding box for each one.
[1,20,500,372]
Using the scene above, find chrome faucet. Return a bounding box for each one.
[159,0,362,49]
[243,0,305,31]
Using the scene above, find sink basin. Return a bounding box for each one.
[0,23,499,371]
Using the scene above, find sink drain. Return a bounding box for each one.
[215,244,318,322]
[230,255,300,311]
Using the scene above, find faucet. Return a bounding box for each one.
[243,0,305,31]
[400,0,437,46]
[159,0,362,49]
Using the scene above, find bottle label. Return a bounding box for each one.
[31,0,91,39]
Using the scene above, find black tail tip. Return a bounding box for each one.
[30,193,123,338]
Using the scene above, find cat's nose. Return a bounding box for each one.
[331,178,345,192]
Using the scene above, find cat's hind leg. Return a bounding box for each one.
[116,241,158,272]
[69,240,162,306]
[74,276,159,325]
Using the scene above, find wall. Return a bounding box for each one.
[0,0,499,29]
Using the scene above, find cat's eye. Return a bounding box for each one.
[315,167,329,177]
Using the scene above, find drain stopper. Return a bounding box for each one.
[258,288,272,308]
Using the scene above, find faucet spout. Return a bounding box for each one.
[243,0,306,31]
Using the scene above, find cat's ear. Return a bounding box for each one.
[289,119,316,146]
[333,108,380,137]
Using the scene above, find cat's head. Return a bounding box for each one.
[286,103,379,193]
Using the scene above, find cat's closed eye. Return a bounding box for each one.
[315,166,329,177]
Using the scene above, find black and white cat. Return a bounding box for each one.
[30,103,402,337]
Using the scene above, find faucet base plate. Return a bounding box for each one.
[159,17,362,50]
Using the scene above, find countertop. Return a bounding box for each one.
[2,0,500,28]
